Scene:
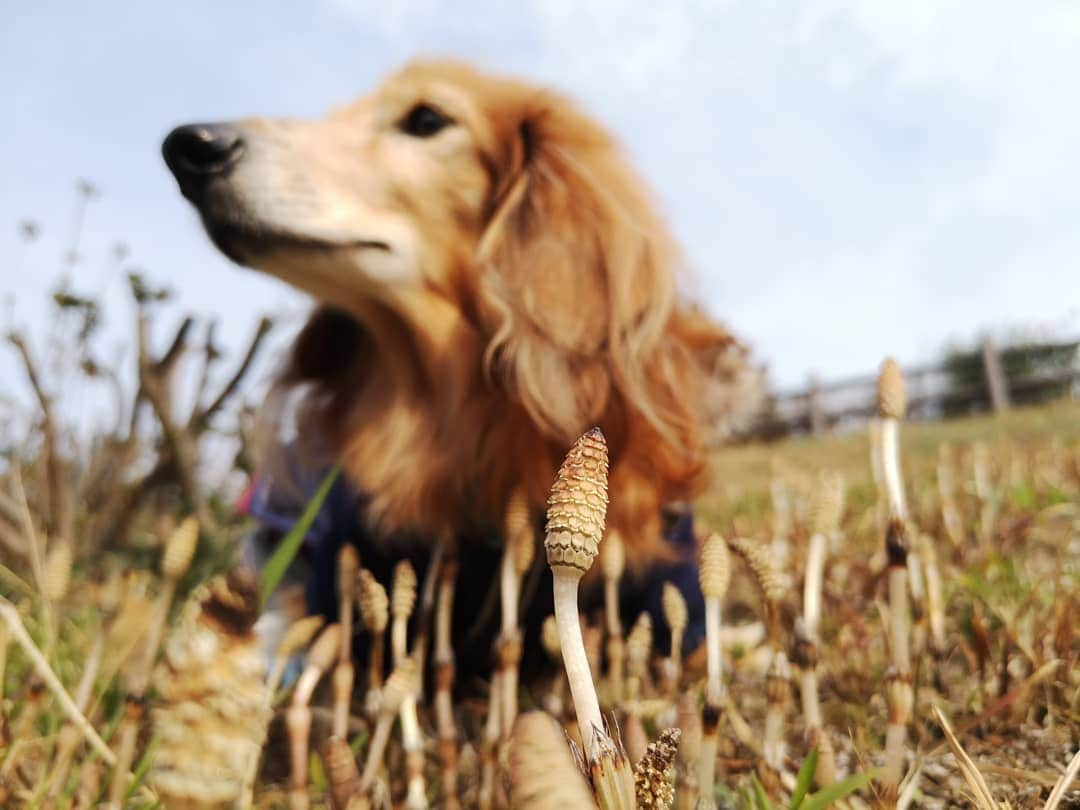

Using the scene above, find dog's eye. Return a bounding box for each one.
[400,104,452,138]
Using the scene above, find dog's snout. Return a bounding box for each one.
[162,123,245,200]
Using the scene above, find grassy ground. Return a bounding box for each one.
[692,400,1080,808]
[701,399,1080,526]
[1,399,1077,808]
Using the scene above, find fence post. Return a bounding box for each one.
[981,337,1010,412]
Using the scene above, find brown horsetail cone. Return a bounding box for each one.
[382,657,419,714]
[662,583,688,647]
[627,612,654,671]
[544,427,609,574]
[392,560,418,618]
[634,727,681,809]
[291,621,341,706]
[43,541,73,602]
[358,570,389,634]
[278,615,326,660]
[307,623,343,675]
[729,537,785,604]
[163,515,199,581]
[323,734,360,808]
[601,527,626,581]
[699,533,731,599]
[877,357,907,420]
[505,486,536,577]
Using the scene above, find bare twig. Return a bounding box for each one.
[7,331,72,543]
[189,315,273,432]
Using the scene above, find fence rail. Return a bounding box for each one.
[752,337,1080,439]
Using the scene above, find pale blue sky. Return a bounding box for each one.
[5,0,1079,422]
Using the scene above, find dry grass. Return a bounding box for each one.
[0,374,1077,807]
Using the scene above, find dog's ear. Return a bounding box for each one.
[475,94,705,481]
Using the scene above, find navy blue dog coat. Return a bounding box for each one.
[241,450,706,686]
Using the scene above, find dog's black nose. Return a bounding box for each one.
[162,123,245,199]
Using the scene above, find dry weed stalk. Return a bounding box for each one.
[500,486,534,742]
[762,651,792,790]
[434,556,461,809]
[333,545,360,739]
[7,332,73,548]
[868,418,888,538]
[697,532,731,809]
[876,358,913,804]
[358,656,417,799]
[1044,746,1080,810]
[240,613,326,810]
[661,582,688,697]
[392,560,417,667]
[410,541,444,700]
[931,706,998,810]
[0,678,44,782]
[43,579,124,802]
[602,528,627,705]
[797,472,843,786]
[919,534,947,659]
[626,612,654,704]
[0,599,116,769]
[728,533,787,794]
[625,612,654,763]
[287,622,341,810]
[109,515,199,806]
[479,670,502,810]
[391,559,426,808]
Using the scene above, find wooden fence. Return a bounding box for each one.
[753,338,1080,439]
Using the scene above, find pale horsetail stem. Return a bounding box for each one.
[544,427,609,761]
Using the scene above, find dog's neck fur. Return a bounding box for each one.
[334,287,559,544]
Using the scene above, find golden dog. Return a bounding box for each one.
[163,60,751,572]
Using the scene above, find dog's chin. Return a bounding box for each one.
[200,215,391,268]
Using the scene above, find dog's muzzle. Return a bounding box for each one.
[162,123,245,203]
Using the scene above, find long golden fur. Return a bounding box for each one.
[166,60,753,572]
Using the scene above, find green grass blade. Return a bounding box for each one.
[310,749,328,792]
[125,737,157,801]
[799,767,882,810]
[349,729,370,755]
[259,464,341,607]
[790,747,819,809]
[750,773,774,810]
